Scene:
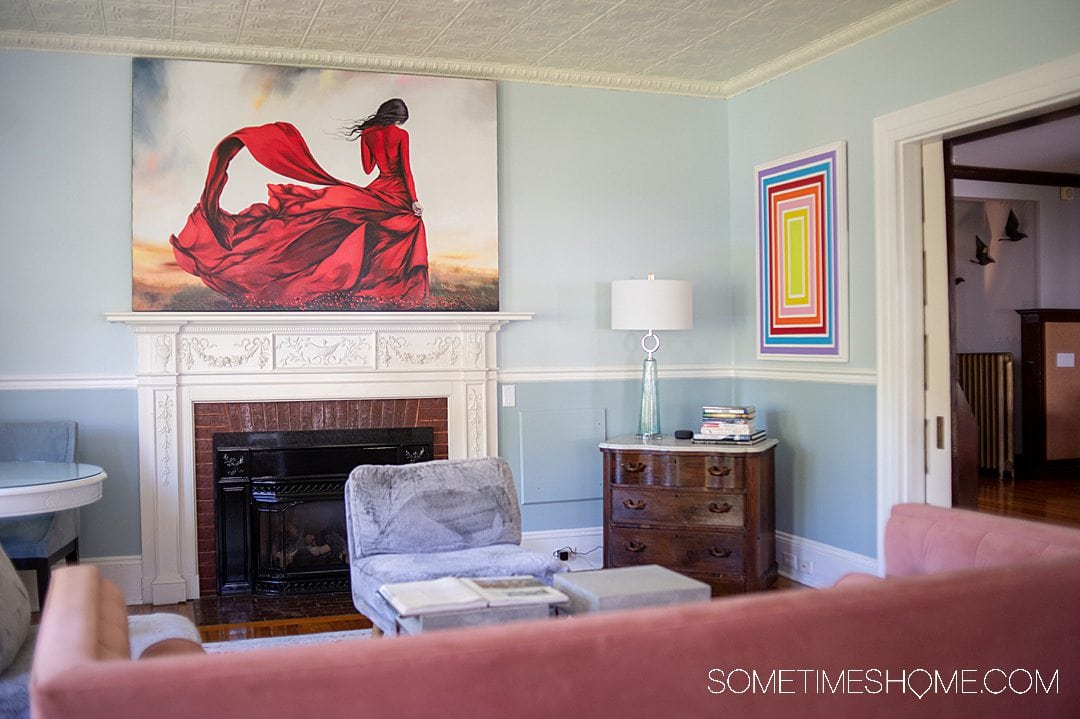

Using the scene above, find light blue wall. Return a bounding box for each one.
[497,83,729,368]
[0,52,135,374]
[500,377,734,531]
[726,0,1080,556]
[1,0,1078,563]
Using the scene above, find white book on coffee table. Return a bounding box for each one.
[378,576,487,617]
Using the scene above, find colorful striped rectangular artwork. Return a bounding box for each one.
[755,142,847,360]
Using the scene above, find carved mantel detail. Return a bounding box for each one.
[107,311,531,605]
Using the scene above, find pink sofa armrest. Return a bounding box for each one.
[885,503,1080,577]
[833,572,884,588]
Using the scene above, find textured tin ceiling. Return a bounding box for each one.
[0,0,953,96]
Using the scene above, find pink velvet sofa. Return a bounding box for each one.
[30,504,1080,717]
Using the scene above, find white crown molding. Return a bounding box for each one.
[0,2,954,100]
[721,0,955,97]
[0,31,726,98]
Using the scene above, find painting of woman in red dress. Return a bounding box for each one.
[170,98,430,310]
[132,59,498,312]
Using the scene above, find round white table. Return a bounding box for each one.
[0,461,107,518]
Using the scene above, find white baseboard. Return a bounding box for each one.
[775,531,879,588]
[16,555,143,610]
[521,526,604,572]
[83,555,144,605]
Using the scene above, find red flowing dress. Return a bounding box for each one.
[170,121,428,309]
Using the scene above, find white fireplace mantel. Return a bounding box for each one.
[107,311,531,604]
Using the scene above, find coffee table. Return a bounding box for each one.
[387,577,570,636]
[553,564,711,615]
[395,602,556,635]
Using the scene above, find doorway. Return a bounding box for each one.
[873,53,1080,559]
[943,106,1080,526]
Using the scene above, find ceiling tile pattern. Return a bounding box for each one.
[0,0,953,96]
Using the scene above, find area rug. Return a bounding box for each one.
[203,629,371,654]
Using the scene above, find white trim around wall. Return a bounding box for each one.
[872,52,1080,561]
[1,364,878,390]
[85,555,145,605]
[776,531,879,588]
[520,526,605,573]
[0,374,135,391]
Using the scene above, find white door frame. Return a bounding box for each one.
[872,53,1080,562]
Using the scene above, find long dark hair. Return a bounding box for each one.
[342,98,409,141]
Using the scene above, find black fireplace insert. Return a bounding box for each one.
[213,427,434,595]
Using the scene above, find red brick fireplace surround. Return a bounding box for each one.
[193,398,448,596]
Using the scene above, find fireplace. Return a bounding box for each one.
[214,427,434,595]
[107,310,529,604]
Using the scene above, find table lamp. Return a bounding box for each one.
[611,274,693,438]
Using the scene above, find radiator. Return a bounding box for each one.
[956,352,1015,479]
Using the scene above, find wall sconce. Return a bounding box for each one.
[611,274,693,438]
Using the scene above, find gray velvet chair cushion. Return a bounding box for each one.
[351,544,562,634]
[346,457,522,557]
[0,545,30,674]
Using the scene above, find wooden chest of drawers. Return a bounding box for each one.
[600,436,777,596]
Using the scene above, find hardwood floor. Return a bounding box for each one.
[976,462,1080,528]
[127,592,371,642]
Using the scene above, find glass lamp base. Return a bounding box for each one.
[637,357,661,438]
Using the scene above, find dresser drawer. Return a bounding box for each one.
[670,453,745,489]
[610,486,744,528]
[609,452,666,484]
[607,526,744,575]
[609,450,746,489]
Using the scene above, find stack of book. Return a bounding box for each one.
[694,405,767,445]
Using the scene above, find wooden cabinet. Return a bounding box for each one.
[1016,309,1080,465]
[600,436,777,596]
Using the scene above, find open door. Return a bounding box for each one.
[922,140,952,507]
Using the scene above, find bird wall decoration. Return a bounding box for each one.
[1000,209,1028,242]
[971,235,995,265]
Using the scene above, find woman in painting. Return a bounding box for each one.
[170,98,428,309]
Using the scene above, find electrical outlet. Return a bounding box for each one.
[798,558,814,575]
[782,552,796,568]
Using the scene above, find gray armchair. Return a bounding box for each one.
[344,456,562,634]
[0,421,80,606]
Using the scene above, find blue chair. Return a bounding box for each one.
[345,457,563,634]
[0,421,80,606]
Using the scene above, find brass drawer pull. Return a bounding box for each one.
[621,462,646,473]
[624,540,647,553]
[709,546,732,558]
[622,498,646,510]
[708,465,732,477]
[708,502,733,514]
